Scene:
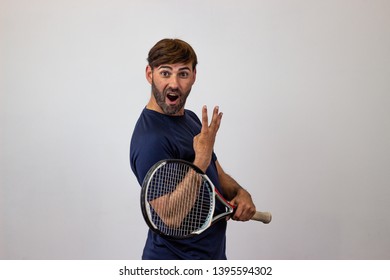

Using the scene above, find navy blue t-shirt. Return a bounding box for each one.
[130,108,227,260]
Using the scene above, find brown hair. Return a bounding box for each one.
[147,38,198,70]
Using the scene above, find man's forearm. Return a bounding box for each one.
[218,170,244,201]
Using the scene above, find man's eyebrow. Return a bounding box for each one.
[157,65,191,71]
[158,65,173,70]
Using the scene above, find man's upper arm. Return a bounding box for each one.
[131,136,176,186]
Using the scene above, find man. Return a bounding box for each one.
[130,38,256,259]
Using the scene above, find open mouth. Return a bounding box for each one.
[167,93,179,102]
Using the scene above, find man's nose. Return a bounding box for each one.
[168,75,179,89]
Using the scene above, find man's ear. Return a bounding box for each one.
[192,67,197,83]
[145,65,153,84]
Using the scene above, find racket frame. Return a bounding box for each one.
[140,159,217,238]
[140,159,271,239]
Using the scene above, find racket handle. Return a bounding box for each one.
[251,211,272,224]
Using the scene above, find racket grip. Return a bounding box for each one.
[251,211,272,224]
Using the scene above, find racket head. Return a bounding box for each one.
[140,159,215,239]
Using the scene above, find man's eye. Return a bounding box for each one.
[179,72,189,78]
[160,71,171,77]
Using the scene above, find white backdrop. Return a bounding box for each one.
[1,0,389,259]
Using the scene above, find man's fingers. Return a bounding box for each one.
[202,105,223,132]
[210,106,223,131]
[230,197,256,221]
[194,105,222,172]
[201,105,209,132]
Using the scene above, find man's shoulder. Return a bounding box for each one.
[134,108,167,131]
[184,109,201,123]
[184,108,197,117]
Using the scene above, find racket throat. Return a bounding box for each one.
[212,207,234,224]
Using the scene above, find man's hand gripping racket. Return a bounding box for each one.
[140,159,272,239]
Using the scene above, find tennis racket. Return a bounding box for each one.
[140,159,272,238]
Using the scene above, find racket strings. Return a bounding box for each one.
[146,162,213,237]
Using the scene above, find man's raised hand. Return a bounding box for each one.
[193,106,223,172]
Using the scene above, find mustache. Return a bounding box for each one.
[164,88,182,95]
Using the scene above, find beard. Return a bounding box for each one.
[151,79,191,115]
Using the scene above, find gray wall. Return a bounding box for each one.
[1,0,389,259]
